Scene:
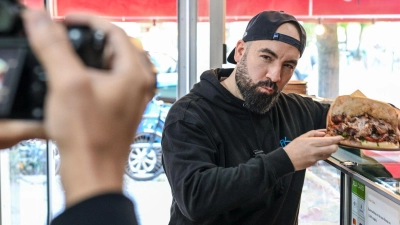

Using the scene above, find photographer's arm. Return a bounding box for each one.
[0,120,44,149]
[11,9,156,224]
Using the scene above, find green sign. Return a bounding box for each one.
[352,179,365,200]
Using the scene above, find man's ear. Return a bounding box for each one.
[234,40,247,63]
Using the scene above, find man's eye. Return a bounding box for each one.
[284,64,295,70]
[261,55,272,60]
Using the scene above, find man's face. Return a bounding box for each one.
[236,47,280,114]
[234,23,301,114]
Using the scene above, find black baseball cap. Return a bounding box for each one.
[227,10,306,64]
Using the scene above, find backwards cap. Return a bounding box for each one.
[227,10,306,64]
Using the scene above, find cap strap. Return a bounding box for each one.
[272,33,302,53]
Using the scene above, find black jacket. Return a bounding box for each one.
[50,193,138,225]
[162,68,330,225]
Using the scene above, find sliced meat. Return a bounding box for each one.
[330,113,399,145]
[331,114,344,124]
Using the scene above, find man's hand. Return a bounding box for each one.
[283,129,343,171]
[20,9,156,207]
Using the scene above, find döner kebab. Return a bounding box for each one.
[326,95,400,149]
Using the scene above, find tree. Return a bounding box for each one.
[316,24,340,99]
[353,23,369,60]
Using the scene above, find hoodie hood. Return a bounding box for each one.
[191,68,251,115]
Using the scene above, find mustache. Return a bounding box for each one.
[255,79,278,92]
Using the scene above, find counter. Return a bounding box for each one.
[325,147,400,225]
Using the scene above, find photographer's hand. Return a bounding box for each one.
[22,9,156,207]
[0,120,44,149]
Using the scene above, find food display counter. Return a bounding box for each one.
[298,147,400,225]
[324,147,400,225]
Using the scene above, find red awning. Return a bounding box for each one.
[312,0,400,22]
[22,0,45,9]
[23,0,400,22]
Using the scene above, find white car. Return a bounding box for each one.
[149,52,178,88]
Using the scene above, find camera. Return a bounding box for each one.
[0,0,106,120]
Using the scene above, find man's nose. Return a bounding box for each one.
[265,65,281,82]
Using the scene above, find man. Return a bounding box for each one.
[161,11,344,224]
[0,9,156,224]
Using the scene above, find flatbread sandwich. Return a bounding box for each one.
[326,94,400,149]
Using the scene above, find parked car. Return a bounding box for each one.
[148,52,178,88]
[125,95,172,181]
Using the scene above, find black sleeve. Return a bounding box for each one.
[294,94,331,129]
[314,102,330,129]
[50,193,138,225]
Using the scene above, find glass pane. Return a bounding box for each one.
[50,141,64,218]
[3,140,48,225]
[299,160,341,224]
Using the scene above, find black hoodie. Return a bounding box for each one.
[162,68,330,225]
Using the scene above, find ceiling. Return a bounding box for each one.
[23,0,400,22]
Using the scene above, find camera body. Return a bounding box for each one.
[0,0,106,120]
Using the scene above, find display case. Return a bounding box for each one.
[299,160,341,225]
[326,147,400,225]
[299,147,400,225]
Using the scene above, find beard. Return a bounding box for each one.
[235,52,281,114]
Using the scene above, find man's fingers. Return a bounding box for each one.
[297,130,343,147]
[315,128,327,132]
[316,144,339,155]
[22,10,85,88]
[0,120,46,149]
[64,13,157,91]
[312,136,343,147]
[301,129,326,138]
[64,14,137,72]
[65,13,156,88]
[64,13,116,35]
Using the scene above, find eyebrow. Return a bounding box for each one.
[258,47,298,66]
